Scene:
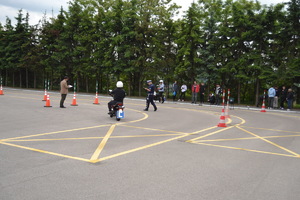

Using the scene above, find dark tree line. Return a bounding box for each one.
[0,0,299,105]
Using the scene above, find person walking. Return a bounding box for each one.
[60,76,72,108]
[199,82,206,105]
[268,86,276,109]
[144,80,157,111]
[178,83,187,101]
[191,81,200,104]
[172,81,179,102]
[286,88,294,111]
[158,80,165,103]
[280,86,287,109]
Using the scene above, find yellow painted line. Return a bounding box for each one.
[7,133,184,142]
[2,124,111,141]
[90,125,116,161]
[239,126,300,134]
[187,126,235,142]
[237,126,300,156]
[119,124,188,135]
[197,134,300,143]
[0,141,90,162]
[192,142,299,158]
[90,133,191,163]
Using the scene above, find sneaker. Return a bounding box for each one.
[143,108,148,111]
[154,108,157,111]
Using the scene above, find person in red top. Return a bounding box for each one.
[191,81,200,104]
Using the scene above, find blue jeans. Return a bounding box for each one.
[287,99,292,109]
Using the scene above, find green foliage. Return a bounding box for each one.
[0,0,299,105]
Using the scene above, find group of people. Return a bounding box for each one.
[267,86,294,111]
[59,77,295,112]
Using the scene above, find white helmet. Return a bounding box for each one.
[116,81,123,88]
[159,80,163,83]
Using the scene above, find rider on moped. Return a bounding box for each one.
[108,81,126,114]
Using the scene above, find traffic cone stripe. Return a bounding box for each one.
[261,100,266,112]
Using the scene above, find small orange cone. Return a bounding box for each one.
[93,93,100,105]
[217,109,227,127]
[0,85,3,95]
[71,92,78,106]
[260,99,266,112]
[42,89,47,101]
[44,94,52,107]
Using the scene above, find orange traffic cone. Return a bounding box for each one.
[44,94,52,107]
[0,85,3,95]
[217,109,227,127]
[260,99,266,112]
[42,89,47,101]
[93,93,100,105]
[71,92,78,106]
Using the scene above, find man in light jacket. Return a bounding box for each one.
[268,86,276,109]
[60,76,71,108]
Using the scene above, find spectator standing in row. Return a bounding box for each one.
[178,83,187,101]
[286,88,294,111]
[215,84,222,105]
[273,86,279,109]
[199,82,205,105]
[268,86,276,109]
[280,86,287,109]
[172,81,179,102]
[191,81,200,104]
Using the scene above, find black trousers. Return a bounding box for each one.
[146,95,157,109]
[60,94,67,107]
[108,100,118,111]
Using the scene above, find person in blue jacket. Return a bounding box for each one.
[144,80,157,111]
[268,86,276,109]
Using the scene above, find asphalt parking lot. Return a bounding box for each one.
[1,88,300,200]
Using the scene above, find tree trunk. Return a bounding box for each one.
[19,70,22,88]
[86,76,89,93]
[237,81,241,104]
[26,68,29,88]
[255,78,259,106]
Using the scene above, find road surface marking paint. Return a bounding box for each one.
[90,125,116,161]
[0,141,90,162]
[237,126,300,156]
[194,142,299,158]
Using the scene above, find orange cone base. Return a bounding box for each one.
[93,102,100,105]
[260,110,266,112]
[217,123,227,127]
[71,103,78,106]
[44,105,52,107]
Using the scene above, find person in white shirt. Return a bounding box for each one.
[178,84,187,101]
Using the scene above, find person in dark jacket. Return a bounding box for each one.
[144,80,157,111]
[286,88,294,111]
[108,81,126,113]
[280,86,287,109]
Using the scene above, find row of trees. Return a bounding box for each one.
[0,0,299,105]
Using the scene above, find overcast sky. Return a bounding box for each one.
[0,0,289,26]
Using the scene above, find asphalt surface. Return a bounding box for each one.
[1,88,300,200]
